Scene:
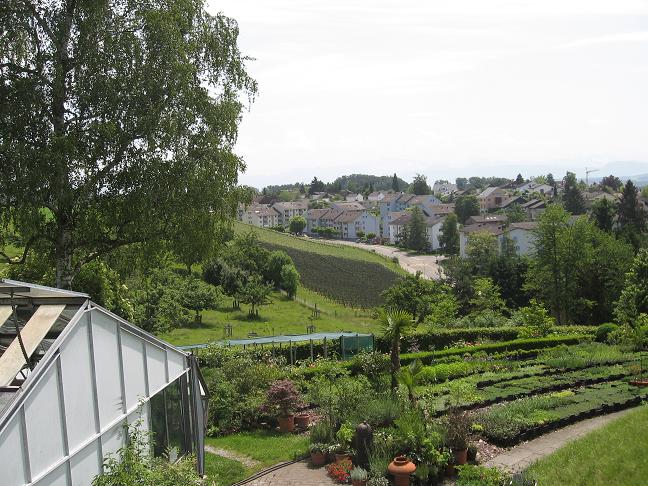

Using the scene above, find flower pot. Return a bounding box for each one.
[294,413,310,429]
[388,456,416,486]
[453,448,468,466]
[352,481,367,486]
[277,415,294,433]
[335,453,352,464]
[310,451,326,467]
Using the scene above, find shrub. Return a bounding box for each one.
[510,299,555,338]
[92,425,201,486]
[595,323,619,343]
[310,420,335,444]
[456,465,511,486]
[539,343,629,369]
[263,379,303,417]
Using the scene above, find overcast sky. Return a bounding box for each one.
[208,1,648,188]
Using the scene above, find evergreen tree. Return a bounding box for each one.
[617,180,646,250]
[515,173,524,185]
[456,177,468,190]
[392,173,400,192]
[591,198,615,233]
[562,172,585,214]
[405,206,429,252]
[409,174,432,195]
[438,214,459,255]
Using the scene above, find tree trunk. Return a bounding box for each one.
[55,227,75,289]
[391,336,400,391]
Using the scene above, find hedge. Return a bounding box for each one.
[375,326,596,353]
[400,335,586,366]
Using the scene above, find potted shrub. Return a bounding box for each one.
[310,443,328,467]
[350,466,368,486]
[444,411,471,465]
[263,379,302,433]
[334,422,355,463]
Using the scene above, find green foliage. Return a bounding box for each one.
[409,174,432,195]
[310,421,335,445]
[438,213,460,255]
[382,274,454,323]
[614,249,648,325]
[92,426,201,486]
[595,323,619,343]
[403,206,429,252]
[1,1,256,287]
[510,299,555,338]
[539,343,629,369]
[236,275,273,317]
[279,264,299,298]
[456,465,511,486]
[591,198,616,232]
[378,308,416,389]
[562,172,585,214]
[288,215,307,234]
[71,260,133,318]
[617,180,646,250]
[469,277,507,315]
[455,195,480,223]
[505,203,527,223]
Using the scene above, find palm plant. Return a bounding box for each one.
[378,309,415,390]
[397,359,425,404]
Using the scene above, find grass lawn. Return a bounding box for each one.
[525,404,648,485]
[203,430,309,485]
[203,453,249,485]
[0,243,21,273]
[206,430,310,470]
[160,286,379,345]
[235,222,405,275]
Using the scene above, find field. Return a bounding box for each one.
[160,286,379,346]
[526,404,648,486]
[235,223,403,307]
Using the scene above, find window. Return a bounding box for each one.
[150,375,191,460]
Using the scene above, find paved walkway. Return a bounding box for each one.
[243,460,334,486]
[322,239,445,279]
[485,408,633,473]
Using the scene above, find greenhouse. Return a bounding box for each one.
[0,279,208,486]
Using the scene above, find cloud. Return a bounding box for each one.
[561,31,648,48]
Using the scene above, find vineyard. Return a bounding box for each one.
[262,242,400,308]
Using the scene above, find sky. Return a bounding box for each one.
[207,1,648,188]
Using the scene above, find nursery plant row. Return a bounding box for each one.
[476,381,648,447]
[423,364,634,415]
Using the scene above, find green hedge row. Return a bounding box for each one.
[375,326,595,353]
[400,335,586,366]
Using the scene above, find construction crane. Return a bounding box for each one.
[585,167,600,186]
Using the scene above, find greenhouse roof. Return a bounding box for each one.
[179,331,373,350]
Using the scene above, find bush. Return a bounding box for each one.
[456,465,511,486]
[595,323,619,343]
[92,425,201,486]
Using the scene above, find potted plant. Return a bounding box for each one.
[334,422,355,463]
[350,466,368,486]
[387,456,416,486]
[310,443,328,467]
[327,458,353,483]
[263,379,302,433]
[444,411,472,466]
[295,412,311,429]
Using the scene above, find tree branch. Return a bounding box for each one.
[22,1,57,47]
[0,235,41,265]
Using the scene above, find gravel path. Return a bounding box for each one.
[204,445,260,468]
[320,240,445,279]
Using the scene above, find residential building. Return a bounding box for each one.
[271,200,309,226]
[432,181,458,196]
[345,193,365,202]
[305,209,379,240]
[465,214,508,225]
[378,192,441,237]
[239,204,280,228]
[478,187,511,212]
[459,222,538,257]
[521,199,547,220]
[0,280,209,486]
[367,192,385,202]
[425,204,455,217]
[331,201,365,211]
[517,181,555,197]
[387,213,445,250]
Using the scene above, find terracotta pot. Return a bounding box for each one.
[310,451,326,466]
[453,448,468,466]
[294,413,310,428]
[352,480,367,486]
[630,380,648,387]
[388,456,416,486]
[277,415,294,433]
[335,453,352,464]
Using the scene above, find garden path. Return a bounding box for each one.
[484,408,634,473]
[240,460,335,486]
[204,445,260,468]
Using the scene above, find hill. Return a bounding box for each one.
[234,223,403,307]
